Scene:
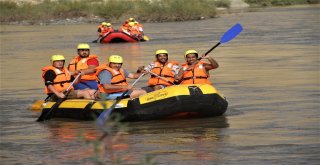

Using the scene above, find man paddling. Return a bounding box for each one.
[95,55,146,99]
[42,54,96,101]
[175,50,219,84]
[68,43,99,90]
[140,49,179,92]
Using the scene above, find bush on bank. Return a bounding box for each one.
[0,0,231,24]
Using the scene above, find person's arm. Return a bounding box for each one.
[172,64,180,75]
[102,83,132,90]
[73,58,99,75]
[128,73,143,79]
[47,85,66,98]
[174,68,184,82]
[44,70,66,98]
[201,55,219,71]
[99,70,131,90]
[126,69,143,79]
[174,61,199,82]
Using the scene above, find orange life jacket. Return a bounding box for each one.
[120,24,130,32]
[98,25,114,36]
[136,24,144,32]
[68,55,98,81]
[41,66,73,94]
[128,25,141,36]
[95,64,128,94]
[181,61,211,85]
[148,61,178,86]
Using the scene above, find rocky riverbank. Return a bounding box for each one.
[1,0,252,25]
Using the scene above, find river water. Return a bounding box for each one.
[1,5,319,165]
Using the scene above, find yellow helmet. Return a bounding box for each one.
[106,23,111,26]
[128,22,135,26]
[108,55,123,63]
[155,49,168,55]
[184,49,198,58]
[77,43,90,50]
[129,17,135,22]
[51,54,65,62]
[101,22,108,26]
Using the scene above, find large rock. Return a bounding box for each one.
[230,0,250,9]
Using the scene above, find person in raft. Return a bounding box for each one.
[120,17,136,32]
[139,49,179,92]
[68,43,99,90]
[95,55,146,99]
[174,50,219,84]
[97,22,114,38]
[42,54,97,101]
[120,18,144,37]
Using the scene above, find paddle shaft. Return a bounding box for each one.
[66,74,81,91]
[36,74,81,122]
[205,42,221,56]
[93,32,110,43]
[97,73,145,126]
[198,23,243,60]
[198,42,221,60]
[146,69,174,85]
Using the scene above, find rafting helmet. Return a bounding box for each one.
[155,49,168,55]
[51,54,65,62]
[106,23,111,27]
[128,22,135,26]
[101,22,108,26]
[129,17,135,22]
[184,49,198,58]
[77,43,90,50]
[108,55,123,63]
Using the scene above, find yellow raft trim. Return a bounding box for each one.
[42,84,223,110]
[43,99,130,110]
[139,84,219,104]
[91,99,129,110]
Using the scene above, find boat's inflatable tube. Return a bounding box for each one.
[40,84,228,121]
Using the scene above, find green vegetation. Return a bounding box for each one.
[79,106,156,164]
[244,0,319,7]
[1,0,318,24]
[0,0,229,24]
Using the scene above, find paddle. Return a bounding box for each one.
[36,74,81,122]
[92,32,110,43]
[199,23,243,60]
[143,35,150,41]
[145,69,174,85]
[96,73,146,126]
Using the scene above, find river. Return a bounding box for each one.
[1,5,319,165]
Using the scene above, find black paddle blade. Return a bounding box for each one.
[36,99,64,122]
[36,109,49,122]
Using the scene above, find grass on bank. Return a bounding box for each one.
[0,0,231,24]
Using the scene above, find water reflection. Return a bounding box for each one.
[45,121,99,142]
[125,117,229,163]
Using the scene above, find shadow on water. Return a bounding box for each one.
[129,116,229,134]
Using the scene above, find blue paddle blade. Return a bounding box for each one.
[220,23,243,44]
[97,108,112,126]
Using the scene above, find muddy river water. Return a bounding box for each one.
[1,5,319,164]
